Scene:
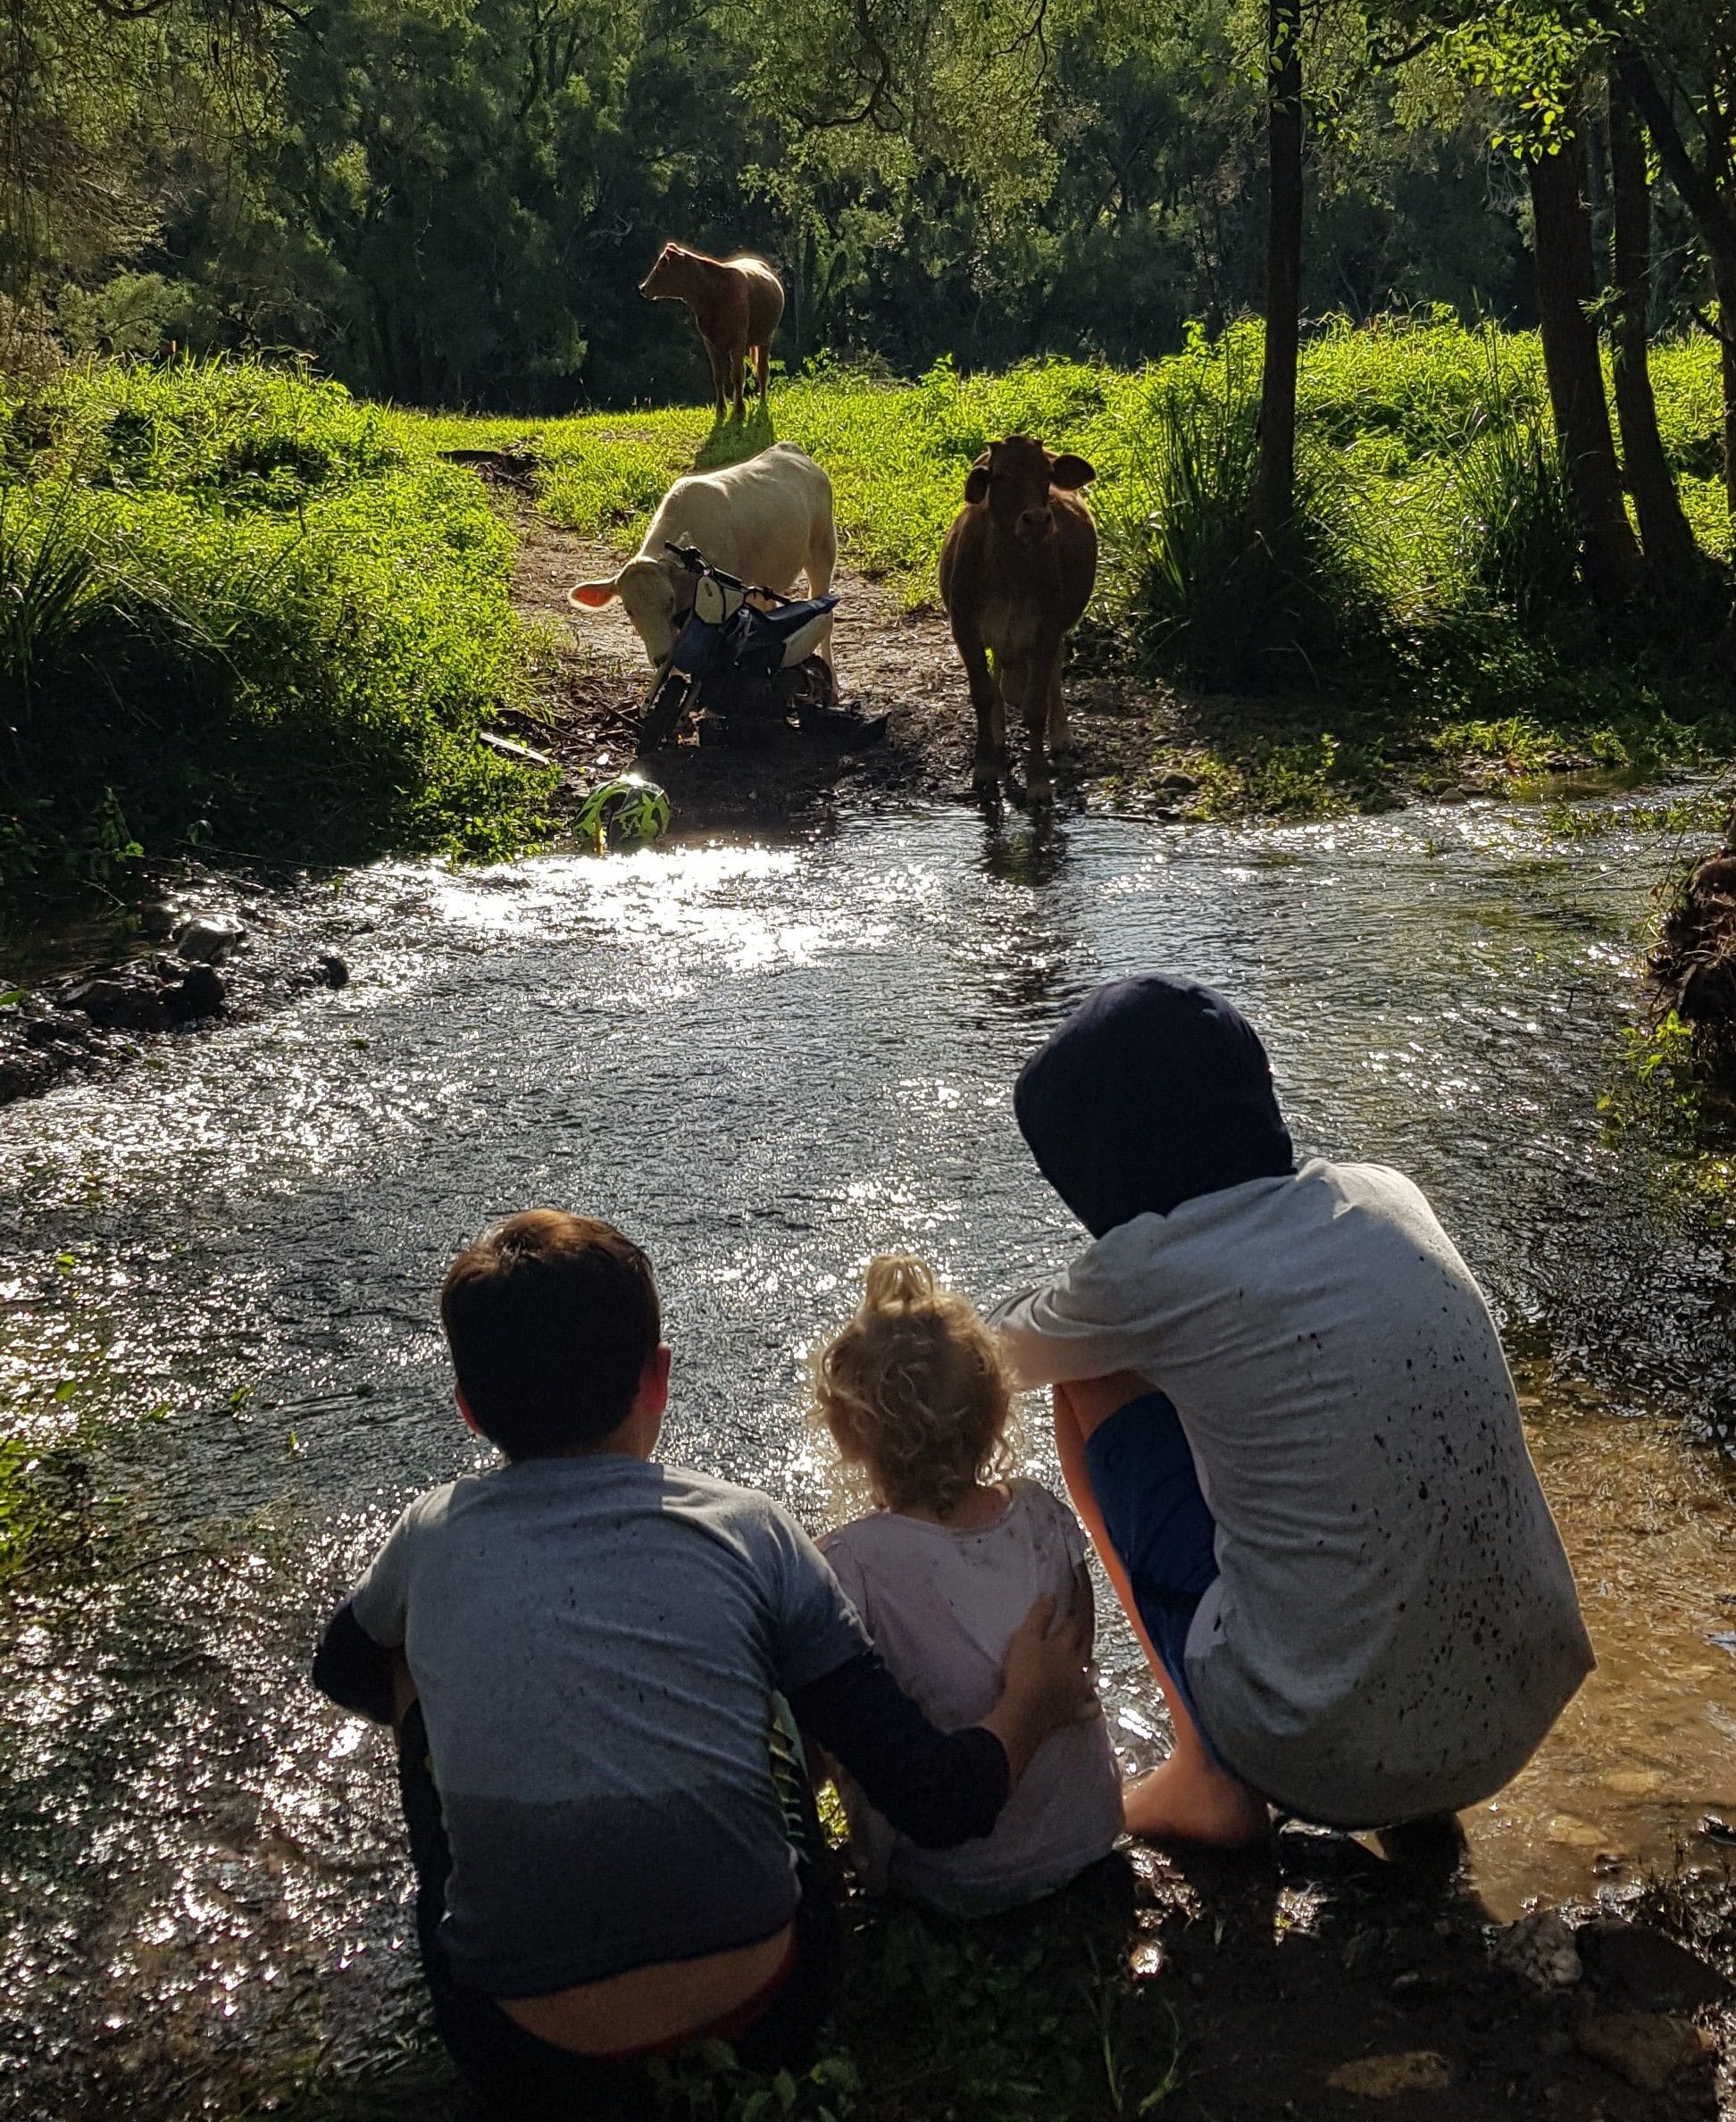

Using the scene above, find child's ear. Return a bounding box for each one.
[643,1342,672,1418]
[455,1385,482,1436]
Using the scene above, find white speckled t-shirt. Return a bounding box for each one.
[821,1481,1123,1914]
[993,1159,1595,1827]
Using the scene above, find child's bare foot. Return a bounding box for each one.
[1123,1754,1271,1847]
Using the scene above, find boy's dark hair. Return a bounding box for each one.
[440,1210,662,1459]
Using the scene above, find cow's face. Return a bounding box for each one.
[638,245,684,300]
[964,435,1096,545]
[569,556,680,665]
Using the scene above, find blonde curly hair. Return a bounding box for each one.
[812,1255,1014,1518]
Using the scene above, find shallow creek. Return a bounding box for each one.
[1,797,1732,2101]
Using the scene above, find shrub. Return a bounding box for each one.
[1448,392,1580,622]
[0,360,555,900]
[1100,327,1381,686]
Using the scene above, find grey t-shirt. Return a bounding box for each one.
[349,1454,868,1995]
[994,1159,1595,1827]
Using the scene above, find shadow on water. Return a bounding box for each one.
[0,796,1733,2110]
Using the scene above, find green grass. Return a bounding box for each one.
[409,317,1734,817]
[1,358,557,906]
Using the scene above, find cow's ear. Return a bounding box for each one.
[569,579,620,608]
[1049,453,1096,490]
[964,453,992,504]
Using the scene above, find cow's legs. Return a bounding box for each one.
[753,342,771,404]
[704,339,728,422]
[953,625,1004,791]
[1047,653,1074,756]
[1020,643,1061,799]
[729,340,747,421]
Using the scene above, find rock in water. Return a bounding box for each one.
[174,912,245,964]
[1576,1918,1729,2012]
[63,977,166,1034]
[164,965,226,1022]
[1574,2013,1714,2091]
[314,954,349,989]
[1325,2051,1451,2096]
[1489,1908,1582,1989]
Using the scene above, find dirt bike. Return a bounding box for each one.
[638,544,887,754]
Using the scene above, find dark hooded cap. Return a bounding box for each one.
[1014,974,1295,1238]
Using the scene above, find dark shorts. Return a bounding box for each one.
[397,1705,839,2120]
[1084,1389,1226,1758]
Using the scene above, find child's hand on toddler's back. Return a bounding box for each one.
[984,1591,1099,1782]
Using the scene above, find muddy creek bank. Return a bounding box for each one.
[1,797,1732,2116]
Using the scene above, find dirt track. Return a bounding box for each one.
[508,509,1195,827]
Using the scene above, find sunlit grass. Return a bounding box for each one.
[1,358,556,898]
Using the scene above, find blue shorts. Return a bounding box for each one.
[1085,1390,1223,1755]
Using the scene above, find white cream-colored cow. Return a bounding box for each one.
[569,441,836,666]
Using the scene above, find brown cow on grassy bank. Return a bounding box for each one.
[939,435,1098,801]
[639,244,784,422]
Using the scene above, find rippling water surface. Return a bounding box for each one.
[2,798,1732,2107]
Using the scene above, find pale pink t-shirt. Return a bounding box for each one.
[820,1479,1123,1915]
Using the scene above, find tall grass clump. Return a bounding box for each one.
[1100,324,1382,686]
[1445,350,1580,622]
[0,359,555,901]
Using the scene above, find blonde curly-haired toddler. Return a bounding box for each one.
[814,1255,1123,1914]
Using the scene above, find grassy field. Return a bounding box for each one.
[413,317,1736,813]
[3,324,1732,903]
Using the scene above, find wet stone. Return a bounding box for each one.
[0,1049,60,1101]
[1490,1909,1582,1989]
[63,978,166,1034]
[1325,2051,1451,2096]
[1576,1919,1729,2013]
[173,913,245,965]
[1573,2012,1715,2092]
[164,966,226,1023]
[313,953,349,989]
[23,1011,90,1048]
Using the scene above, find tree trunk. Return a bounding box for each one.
[1607,74,1699,572]
[1248,0,1303,553]
[1714,250,1736,525]
[1528,128,1645,606]
[1611,44,1736,522]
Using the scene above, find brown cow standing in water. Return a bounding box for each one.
[639,243,785,422]
[939,434,1098,800]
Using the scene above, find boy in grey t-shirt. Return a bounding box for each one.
[313,1209,1093,2116]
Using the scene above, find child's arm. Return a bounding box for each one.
[311,1503,418,1724]
[313,1601,397,1724]
[988,1243,1159,1392]
[787,1592,1093,1846]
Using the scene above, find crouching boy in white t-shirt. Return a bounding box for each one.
[993,973,1595,1850]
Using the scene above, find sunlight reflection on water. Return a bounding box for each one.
[0,795,1732,2107]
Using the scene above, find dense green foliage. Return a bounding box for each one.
[4,0,1542,408]
[0,361,555,900]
